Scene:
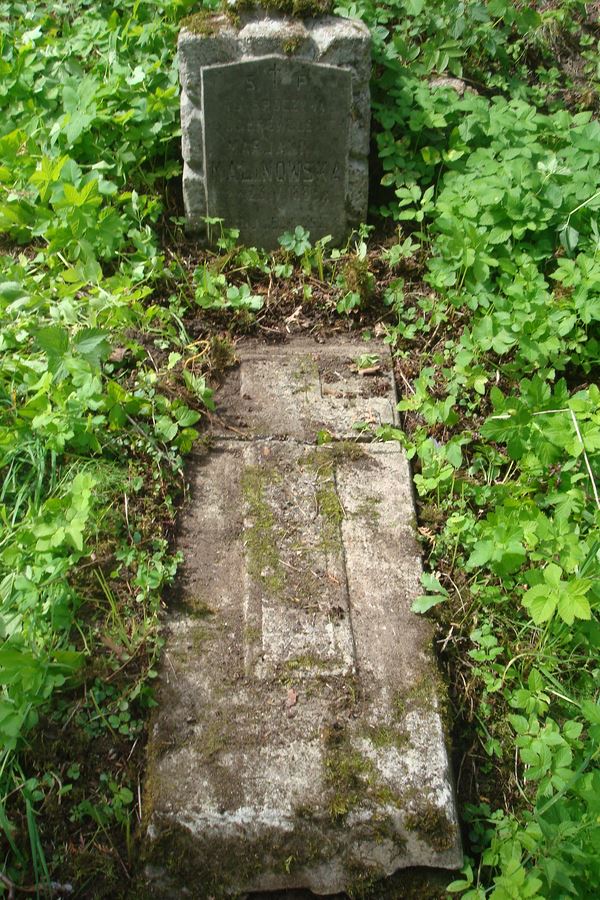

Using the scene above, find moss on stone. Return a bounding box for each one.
[190,623,211,649]
[353,494,382,526]
[392,691,406,722]
[291,354,319,394]
[309,440,367,467]
[233,0,334,19]
[323,726,376,821]
[283,35,303,53]
[284,653,333,671]
[300,441,367,552]
[184,597,215,619]
[344,858,387,899]
[395,671,452,734]
[312,442,368,483]
[181,9,224,36]
[405,802,458,853]
[244,625,261,642]
[316,476,344,549]
[141,815,335,898]
[241,464,285,596]
[363,723,409,753]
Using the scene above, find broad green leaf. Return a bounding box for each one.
[466,541,493,569]
[557,589,591,625]
[581,700,600,725]
[73,328,111,366]
[411,593,446,613]
[522,584,557,624]
[34,326,68,358]
[544,563,562,589]
[154,415,178,442]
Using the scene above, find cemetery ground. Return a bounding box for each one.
[1,0,600,898]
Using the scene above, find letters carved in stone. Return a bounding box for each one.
[202,57,351,249]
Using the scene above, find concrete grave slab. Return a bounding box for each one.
[213,337,400,441]
[142,338,462,896]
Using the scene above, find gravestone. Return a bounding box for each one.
[179,11,371,248]
[142,338,463,896]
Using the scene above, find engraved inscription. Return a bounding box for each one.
[202,57,351,249]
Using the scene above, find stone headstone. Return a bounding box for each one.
[142,338,463,896]
[179,12,371,248]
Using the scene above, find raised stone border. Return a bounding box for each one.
[179,11,371,244]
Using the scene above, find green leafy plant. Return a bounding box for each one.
[2,0,600,895]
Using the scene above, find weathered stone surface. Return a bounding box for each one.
[307,15,371,64]
[142,338,462,896]
[180,90,204,169]
[213,337,399,441]
[203,58,350,249]
[178,13,371,247]
[178,17,239,106]
[238,15,313,58]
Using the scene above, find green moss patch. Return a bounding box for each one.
[353,494,382,526]
[233,0,333,19]
[323,726,376,821]
[405,802,458,853]
[141,816,333,898]
[241,464,285,596]
[181,9,224,36]
[300,441,367,551]
[362,723,409,752]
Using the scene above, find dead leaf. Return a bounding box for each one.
[286,688,298,708]
[100,635,129,662]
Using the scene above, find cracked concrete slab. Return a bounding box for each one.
[213,337,399,441]
[142,338,461,897]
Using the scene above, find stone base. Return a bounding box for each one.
[141,338,462,897]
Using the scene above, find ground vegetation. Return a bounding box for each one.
[0,0,599,897]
